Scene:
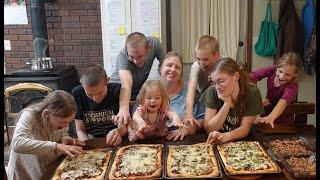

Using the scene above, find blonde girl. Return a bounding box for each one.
[7,90,85,180]
[128,79,186,141]
[251,52,303,127]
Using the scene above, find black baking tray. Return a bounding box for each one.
[262,135,315,158]
[164,144,223,179]
[216,141,282,176]
[107,144,164,180]
[281,154,316,179]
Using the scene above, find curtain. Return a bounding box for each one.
[210,0,240,60]
[180,0,210,63]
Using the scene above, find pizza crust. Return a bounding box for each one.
[217,141,279,175]
[167,143,219,178]
[109,144,162,180]
[52,149,111,180]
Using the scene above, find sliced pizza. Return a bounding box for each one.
[217,141,280,175]
[167,143,219,178]
[109,144,163,180]
[52,148,111,180]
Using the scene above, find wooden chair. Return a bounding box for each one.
[4,83,53,145]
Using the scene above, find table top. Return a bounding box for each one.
[45,126,316,179]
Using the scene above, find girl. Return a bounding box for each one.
[7,90,85,180]
[250,52,302,127]
[128,79,187,142]
[202,58,264,144]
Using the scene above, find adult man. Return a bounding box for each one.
[185,35,221,127]
[72,64,126,146]
[110,32,166,125]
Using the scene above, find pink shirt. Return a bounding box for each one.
[250,65,298,125]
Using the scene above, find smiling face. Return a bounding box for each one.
[49,112,76,131]
[126,45,149,67]
[211,71,239,97]
[195,48,219,72]
[160,56,183,84]
[275,65,298,85]
[143,87,163,113]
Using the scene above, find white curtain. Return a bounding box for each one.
[179,0,243,63]
[180,0,210,63]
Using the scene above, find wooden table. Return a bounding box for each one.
[45,127,317,180]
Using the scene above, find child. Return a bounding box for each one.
[7,90,85,180]
[128,79,187,142]
[250,52,302,128]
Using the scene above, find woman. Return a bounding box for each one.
[7,90,85,180]
[202,58,264,144]
[158,51,204,141]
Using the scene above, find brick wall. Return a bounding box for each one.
[4,0,103,72]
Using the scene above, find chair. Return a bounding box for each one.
[4,83,53,145]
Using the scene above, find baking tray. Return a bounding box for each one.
[216,141,282,176]
[281,154,316,179]
[164,144,223,179]
[262,135,314,158]
[107,144,164,180]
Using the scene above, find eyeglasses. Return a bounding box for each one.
[211,78,227,86]
[126,50,147,62]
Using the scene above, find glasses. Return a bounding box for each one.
[211,79,227,86]
[126,50,147,62]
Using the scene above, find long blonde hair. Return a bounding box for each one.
[136,79,170,112]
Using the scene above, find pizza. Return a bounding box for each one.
[52,149,111,180]
[285,156,316,178]
[167,143,219,178]
[109,144,163,180]
[269,139,313,157]
[217,141,279,175]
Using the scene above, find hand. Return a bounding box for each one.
[112,110,132,125]
[256,116,275,128]
[106,129,122,146]
[61,137,86,146]
[56,143,84,158]
[183,116,201,128]
[217,92,233,106]
[262,98,270,107]
[168,117,188,129]
[206,131,231,144]
[166,127,189,141]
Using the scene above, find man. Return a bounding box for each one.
[71,64,126,146]
[185,35,221,128]
[109,32,166,125]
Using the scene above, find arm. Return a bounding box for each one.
[167,110,187,128]
[116,69,133,125]
[250,65,275,83]
[257,99,288,128]
[185,63,199,121]
[203,102,231,133]
[75,119,89,141]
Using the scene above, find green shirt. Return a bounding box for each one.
[202,85,264,132]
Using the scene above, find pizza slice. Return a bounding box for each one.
[167,143,219,178]
[52,148,111,180]
[109,144,163,180]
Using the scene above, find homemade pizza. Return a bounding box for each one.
[109,144,163,180]
[166,143,219,178]
[217,141,279,175]
[285,156,316,178]
[52,149,111,180]
[269,139,313,157]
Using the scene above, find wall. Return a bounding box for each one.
[252,0,316,126]
[4,0,103,72]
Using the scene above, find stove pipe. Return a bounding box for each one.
[30,0,54,59]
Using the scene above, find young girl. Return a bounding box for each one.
[7,90,85,180]
[250,52,302,127]
[128,79,186,142]
[203,58,264,144]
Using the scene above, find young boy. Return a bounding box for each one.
[71,64,126,146]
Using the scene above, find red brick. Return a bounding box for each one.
[89,34,102,40]
[81,40,101,46]
[60,4,79,10]
[87,10,99,16]
[45,4,60,11]
[11,52,29,58]
[81,51,100,57]
[18,35,33,41]
[69,0,86,3]
[70,10,87,16]
[80,16,97,22]
[46,23,53,28]
[4,35,19,41]
[86,0,100,4]
[9,29,26,35]
[52,23,62,28]
[11,41,28,47]
[20,46,33,51]
[63,40,82,46]
[28,52,35,57]
[5,58,22,64]
[50,51,64,57]
[61,22,71,28]
[48,29,63,35]
[63,28,81,34]
[72,34,90,40]
[63,34,72,40]
[64,51,81,57]
[46,17,62,23]
[66,63,83,68]
[55,46,73,52]
[79,4,97,10]
[62,16,80,22]
[88,22,101,27]
[90,45,103,51]
[5,25,18,29]
[81,28,100,34]
[12,64,26,69]
[73,46,91,51]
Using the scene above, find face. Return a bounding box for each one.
[276,65,297,85]
[82,78,108,103]
[143,87,163,113]
[195,48,218,72]
[126,45,148,67]
[211,71,239,97]
[160,56,183,83]
[49,112,76,131]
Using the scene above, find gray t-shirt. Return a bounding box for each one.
[189,62,212,93]
[109,37,165,100]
